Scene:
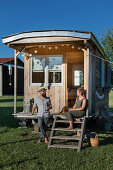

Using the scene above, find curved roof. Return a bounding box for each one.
[2,30,91,44]
[2,30,105,57]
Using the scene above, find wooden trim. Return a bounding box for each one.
[30,55,63,86]
[0,65,3,96]
[65,56,68,107]
[14,50,17,114]
[83,49,87,90]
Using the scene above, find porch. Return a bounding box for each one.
[2,30,95,118]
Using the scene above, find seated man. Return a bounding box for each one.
[65,88,87,130]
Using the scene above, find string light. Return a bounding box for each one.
[55,46,58,49]
[34,50,37,53]
[85,51,113,66]
[26,44,112,67]
[29,54,32,57]
[48,47,52,50]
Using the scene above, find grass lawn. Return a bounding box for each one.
[109,91,113,107]
[0,96,113,170]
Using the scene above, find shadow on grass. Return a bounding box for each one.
[83,134,113,149]
[0,99,23,103]
[0,156,42,169]
[99,136,113,146]
[0,129,9,134]
[0,137,38,147]
[0,107,23,128]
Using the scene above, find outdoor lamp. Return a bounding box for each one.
[8,65,12,76]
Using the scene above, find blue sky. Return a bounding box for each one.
[0,0,113,60]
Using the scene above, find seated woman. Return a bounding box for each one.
[65,88,87,130]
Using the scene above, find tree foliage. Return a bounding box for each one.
[100,26,113,70]
[100,27,113,85]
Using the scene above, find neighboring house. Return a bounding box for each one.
[0,57,24,96]
[2,30,111,118]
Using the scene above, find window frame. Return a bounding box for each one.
[73,70,84,87]
[30,55,63,86]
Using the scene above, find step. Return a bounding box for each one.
[55,120,83,123]
[48,144,79,149]
[53,128,82,132]
[51,135,81,140]
[55,115,83,120]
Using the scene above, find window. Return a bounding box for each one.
[31,55,63,86]
[32,57,45,83]
[74,70,83,86]
[48,57,62,83]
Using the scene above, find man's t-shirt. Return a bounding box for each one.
[33,96,52,117]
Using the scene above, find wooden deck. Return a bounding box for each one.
[13,112,38,119]
[13,112,61,119]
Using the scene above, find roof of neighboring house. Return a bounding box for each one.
[0,57,24,67]
[0,57,14,64]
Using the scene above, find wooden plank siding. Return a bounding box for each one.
[94,50,109,116]
[23,42,109,116]
[24,43,84,114]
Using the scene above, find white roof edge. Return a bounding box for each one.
[2,30,91,44]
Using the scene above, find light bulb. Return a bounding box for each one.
[29,54,32,57]
[34,50,37,53]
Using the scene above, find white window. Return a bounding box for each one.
[31,55,63,86]
[32,56,45,83]
[48,56,62,84]
[74,70,83,86]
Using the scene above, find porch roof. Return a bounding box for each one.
[2,30,106,57]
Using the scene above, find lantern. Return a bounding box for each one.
[8,65,12,75]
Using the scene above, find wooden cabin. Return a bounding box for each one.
[2,30,111,119]
[0,57,24,96]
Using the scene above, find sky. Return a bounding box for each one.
[0,0,113,61]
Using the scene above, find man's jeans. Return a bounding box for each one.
[38,117,49,141]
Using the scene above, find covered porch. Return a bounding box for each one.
[2,30,94,119]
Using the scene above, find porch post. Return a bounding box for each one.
[0,65,3,96]
[83,48,90,117]
[14,50,17,114]
[86,48,90,117]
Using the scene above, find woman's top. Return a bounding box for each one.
[75,97,87,112]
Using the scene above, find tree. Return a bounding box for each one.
[100,26,113,85]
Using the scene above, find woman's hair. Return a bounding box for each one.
[77,88,85,96]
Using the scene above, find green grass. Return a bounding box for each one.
[0,96,24,127]
[0,96,24,107]
[0,96,113,170]
[0,127,113,170]
[109,91,113,107]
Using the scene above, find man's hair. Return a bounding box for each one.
[77,88,85,96]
